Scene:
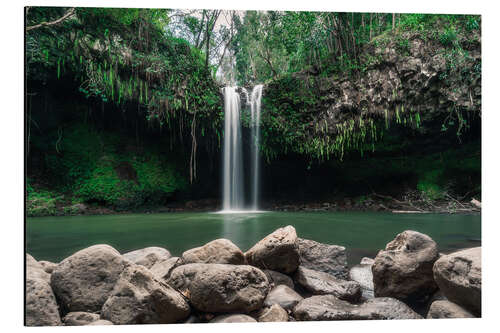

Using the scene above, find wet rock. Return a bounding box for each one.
[295,266,361,302]
[426,300,475,319]
[150,256,183,280]
[101,264,190,324]
[50,244,128,313]
[264,269,295,289]
[349,264,374,299]
[26,254,50,283]
[245,225,300,274]
[433,247,481,316]
[210,314,257,323]
[122,246,171,269]
[263,285,303,310]
[168,263,269,313]
[372,230,439,302]
[182,239,245,265]
[258,304,289,322]
[63,312,100,326]
[25,276,62,326]
[293,295,422,320]
[39,260,57,274]
[297,238,348,279]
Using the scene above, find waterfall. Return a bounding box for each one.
[250,85,263,210]
[221,85,263,213]
[222,87,244,211]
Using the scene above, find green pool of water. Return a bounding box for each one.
[26,211,481,266]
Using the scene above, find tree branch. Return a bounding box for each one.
[26,7,75,32]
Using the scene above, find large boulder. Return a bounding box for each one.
[295,266,361,302]
[433,247,481,316]
[62,312,100,326]
[50,244,128,313]
[245,226,300,274]
[297,238,348,279]
[426,300,475,319]
[372,230,439,301]
[210,314,257,323]
[182,239,245,265]
[122,246,171,269]
[349,263,374,299]
[293,295,422,320]
[264,270,295,289]
[168,263,269,313]
[150,257,183,281]
[263,285,303,310]
[25,276,62,326]
[26,254,50,283]
[101,264,190,324]
[258,304,289,322]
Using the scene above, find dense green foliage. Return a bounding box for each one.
[25,8,481,215]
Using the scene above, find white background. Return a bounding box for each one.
[1,0,497,332]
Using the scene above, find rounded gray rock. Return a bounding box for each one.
[168,263,269,313]
[50,244,128,313]
[295,266,361,302]
[25,276,62,326]
[122,246,171,268]
[210,314,257,323]
[182,239,245,264]
[26,254,50,283]
[426,300,475,319]
[372,230,439,302]
[293,295,422,320]
[433,247,481,316]
[245,225,300,274]
[258,304,289,322]
[263,284,303,310]
[297,238,348,279]
[63,312,100,326]
[101,264,191,324]
[264,269,295,289]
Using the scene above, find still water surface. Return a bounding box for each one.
[26,211,481,266]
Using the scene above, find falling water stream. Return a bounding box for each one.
[222,87,244,211]
[250,85,263,210]
[221,85,263,212]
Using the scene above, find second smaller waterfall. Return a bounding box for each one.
[250,85,263,211]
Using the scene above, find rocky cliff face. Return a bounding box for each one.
[262,27,481,160]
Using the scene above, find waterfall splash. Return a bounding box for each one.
[222,87,244,211]
[220,85,264,213]
[250,84,263,210]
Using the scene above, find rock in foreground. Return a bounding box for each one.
[26,254,51,283]
[150,257,183,281]
[433,247,481,316]
[293,295,422,320]
[101,264,190,324]
[182,239,245,265]
[50,244,128,313]
[349,264,374,299]
[426,300,475,319]
[295,266,361,302]
[25,276,62,326]
[258,304,289,322]
[264,269,295,289]
[245,226,300,274]
[122,246,171,269]
[168,263,269,313]
[297,238,348,279]
[63,312,100,326]
[210,314,257,323]
[264,284,303,310]
[372,230,439,301]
